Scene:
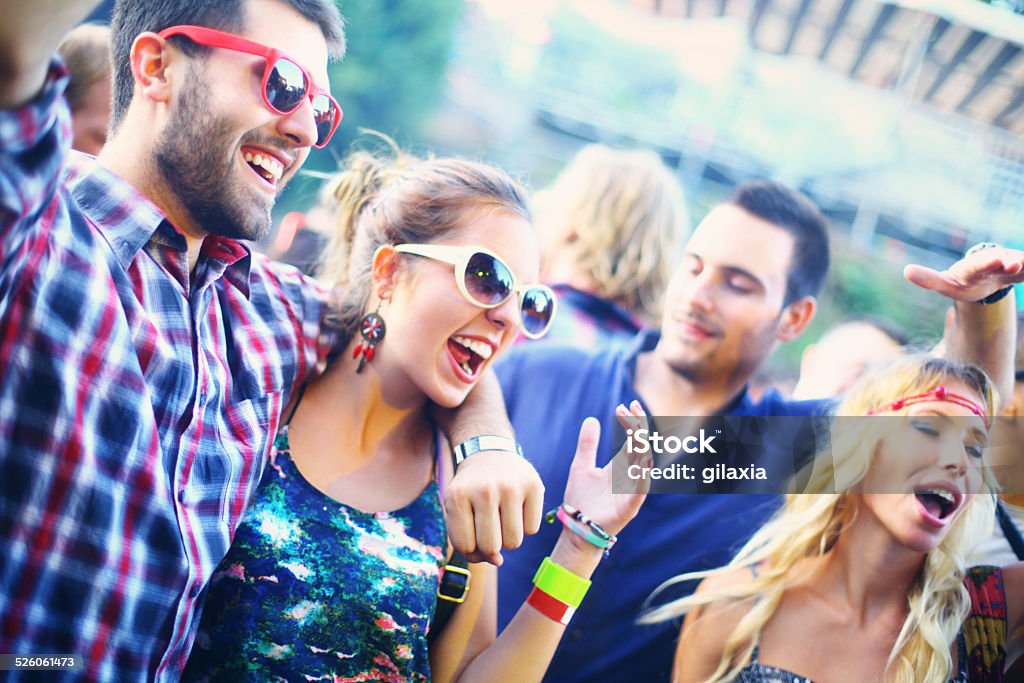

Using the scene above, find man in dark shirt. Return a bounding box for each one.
[498,180,1022,682]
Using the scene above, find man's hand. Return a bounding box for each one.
[907,245,1021,408]
[444,450,544,566]
[904,246,1024,302]
[0,0,101,109]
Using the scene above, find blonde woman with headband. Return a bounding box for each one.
[532,143,690,347]
[183,141,648,682]
[642,356,1022,682]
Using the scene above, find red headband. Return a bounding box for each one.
[865,385,990,428]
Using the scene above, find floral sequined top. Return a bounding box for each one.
[183,426,448,682]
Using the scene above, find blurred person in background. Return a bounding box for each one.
[57,22,112,155]
[269,209,330,276]
[792,314,909,400]
[531,143,690,349]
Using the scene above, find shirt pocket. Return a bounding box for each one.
[218,389,283,526]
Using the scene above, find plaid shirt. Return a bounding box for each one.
[0,63,331,680]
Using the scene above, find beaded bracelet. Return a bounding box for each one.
[545,503,617,556]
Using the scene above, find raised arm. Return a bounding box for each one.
[431,406,649,683]
[433,368,544,565]
[0,1,99,109]
[904,244,1024,407]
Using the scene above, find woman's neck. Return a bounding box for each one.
[810,514,923,627]
[290,341,430,468]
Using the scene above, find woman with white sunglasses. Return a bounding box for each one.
[183,140,648,682]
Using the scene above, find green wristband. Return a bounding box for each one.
[532,556,591,608]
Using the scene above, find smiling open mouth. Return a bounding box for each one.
[448,336,492,377]
[243,150,283,185]
[914,488,959,520]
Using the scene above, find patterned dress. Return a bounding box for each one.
[183,427,448,682]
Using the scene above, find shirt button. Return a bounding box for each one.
[189,584,202,600]
[569,628,583,641]
[198,391,208,406]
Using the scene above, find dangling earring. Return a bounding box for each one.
[353,301,387,373]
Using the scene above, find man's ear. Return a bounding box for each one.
[370,245,401,301]
[777,296,817,342]
[130,33,177,105]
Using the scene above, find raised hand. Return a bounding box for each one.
[904,246,1024,303]
[561,401,650,539]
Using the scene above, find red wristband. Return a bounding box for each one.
[527,586,575,625]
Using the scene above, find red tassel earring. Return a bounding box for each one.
[353,303,386,373]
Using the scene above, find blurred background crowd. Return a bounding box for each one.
[75,0,1024,389]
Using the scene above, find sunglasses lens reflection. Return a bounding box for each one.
[311,94,339,147]
[521,288,554,337]
[464,252,513,306]
[266,58,307,112]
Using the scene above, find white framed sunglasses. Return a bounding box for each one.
[394,243,556,339]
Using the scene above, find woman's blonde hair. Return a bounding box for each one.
[317,134,530,347]
[534,144,689,321]
[641,355,997,683]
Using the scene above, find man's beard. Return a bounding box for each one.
[154,78,274,242]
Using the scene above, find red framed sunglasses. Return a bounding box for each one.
[157,25,342,148]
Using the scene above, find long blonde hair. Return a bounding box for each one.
[641,356,998,682]
[533,144,689,321]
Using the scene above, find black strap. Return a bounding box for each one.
[428,549,469,645]
[996,501,1024,561]
[282,381,309,427]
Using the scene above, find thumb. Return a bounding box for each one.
[570,417,601,473]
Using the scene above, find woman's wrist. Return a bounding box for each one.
[549,529,604,578]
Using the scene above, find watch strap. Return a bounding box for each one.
[453,435,524,466]
[964,243,1014,304]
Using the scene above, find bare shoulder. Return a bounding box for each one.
[674,566,759,683]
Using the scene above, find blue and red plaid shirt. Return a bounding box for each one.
[0,63,332,680]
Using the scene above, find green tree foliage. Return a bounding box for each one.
[276,0,464,216]
[317,0,463,163]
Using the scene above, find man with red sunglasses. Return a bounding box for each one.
[0,1,543,680]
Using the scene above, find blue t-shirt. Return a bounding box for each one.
[496,329,827,683]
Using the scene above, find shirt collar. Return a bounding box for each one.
[66,153,253,298]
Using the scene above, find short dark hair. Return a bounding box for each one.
[110,0,345,130]
[725,179,830,305]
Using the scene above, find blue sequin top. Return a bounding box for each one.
[183,427,447,682]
